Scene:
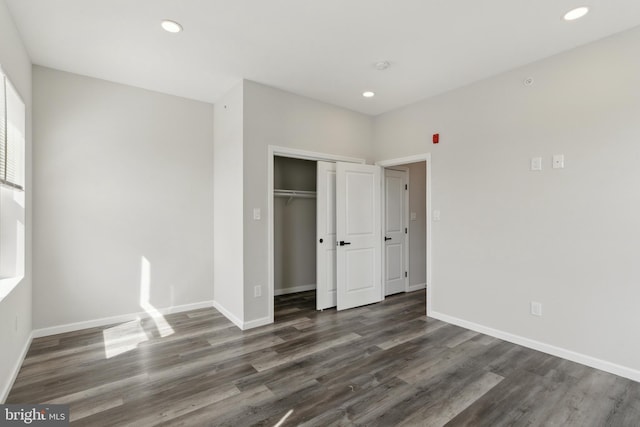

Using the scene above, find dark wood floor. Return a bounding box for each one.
[8,290,640,426]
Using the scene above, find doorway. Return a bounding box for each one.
[377,154,432,315]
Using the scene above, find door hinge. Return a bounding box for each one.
[405,227,407,234]
[405,271,408,278]
[405,184,408,190]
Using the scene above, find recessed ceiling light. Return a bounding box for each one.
[564,7,589,21]
[161,20,183,33]
[362,91,375,98]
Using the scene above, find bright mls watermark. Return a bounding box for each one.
[0,405,68,426]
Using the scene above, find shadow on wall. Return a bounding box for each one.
[102,256,175,359]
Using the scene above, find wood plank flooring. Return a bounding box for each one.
[8,290,640,426]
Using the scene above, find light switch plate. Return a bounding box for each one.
[433,210,441,221]
[253,208,261,220]
[410,212,417,221]
[530,157,542,171]
[531,301,542,316]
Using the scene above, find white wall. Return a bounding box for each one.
[0,0,32,402]
[274,157,316,294]
[213,82,244,323]
[33,66,214,329]
[407,162,426,288]
[243,80,373,322]
[374,26,640,375]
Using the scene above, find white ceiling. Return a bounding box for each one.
[6,0,640,115]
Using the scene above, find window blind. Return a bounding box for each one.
[0,73,25,191]
[0,76,5,184]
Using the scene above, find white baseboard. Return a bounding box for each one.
[243,316,272,330]
[430,311,640,383]
[211,301,272,331]
[407,282,426,292]
[212,300,244,330]
[274,284,316,296]
[33,300,214,338]
[1,331,33,403]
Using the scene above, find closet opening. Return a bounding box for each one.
[273,156,318,320]
[267,146,367,324]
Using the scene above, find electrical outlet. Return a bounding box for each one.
[530,301,542,317]
[254,285,262,298]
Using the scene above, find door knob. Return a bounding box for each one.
[384,236,392,241]
[338,241,351,246]
[319,238,323,243]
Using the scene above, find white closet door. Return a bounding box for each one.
[316,161,337,310]
[336,162,382,311]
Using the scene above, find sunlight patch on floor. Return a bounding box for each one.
[274,409,293,427]
[102,320,149,359]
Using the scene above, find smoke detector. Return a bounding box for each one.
[374,61,391,71]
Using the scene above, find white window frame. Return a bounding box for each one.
[0,65,26,299]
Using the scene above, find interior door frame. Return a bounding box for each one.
[267,145,365,324]
[382,166,410,295]
[376,153,432,316]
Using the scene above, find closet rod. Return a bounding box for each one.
[273,189,316,199]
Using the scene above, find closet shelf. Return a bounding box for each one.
[274,189,316,204]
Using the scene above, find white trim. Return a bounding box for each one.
[403,168,410,293]
[33,301,214,338]
[267,145,366,328]
[376,154,431,168]
[407,282,426,292]
[213,303,270,330]
[163,301,212,314]
[274,284,317,296]
[0,276,24,303]
[431,311,640,383]
[243,316,272,330]
[268,145,365,164]
[375,153,432,316]
[1,331,33,403]
[0,68,26,106]
[212,300,244,330]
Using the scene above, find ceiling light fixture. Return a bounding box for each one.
[161,20,183,33]
[362,91,375,98]
[563,7,589,21]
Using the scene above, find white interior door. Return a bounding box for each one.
[316,161,337,310]
[336,162,382,311]
[384,169,407,296]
